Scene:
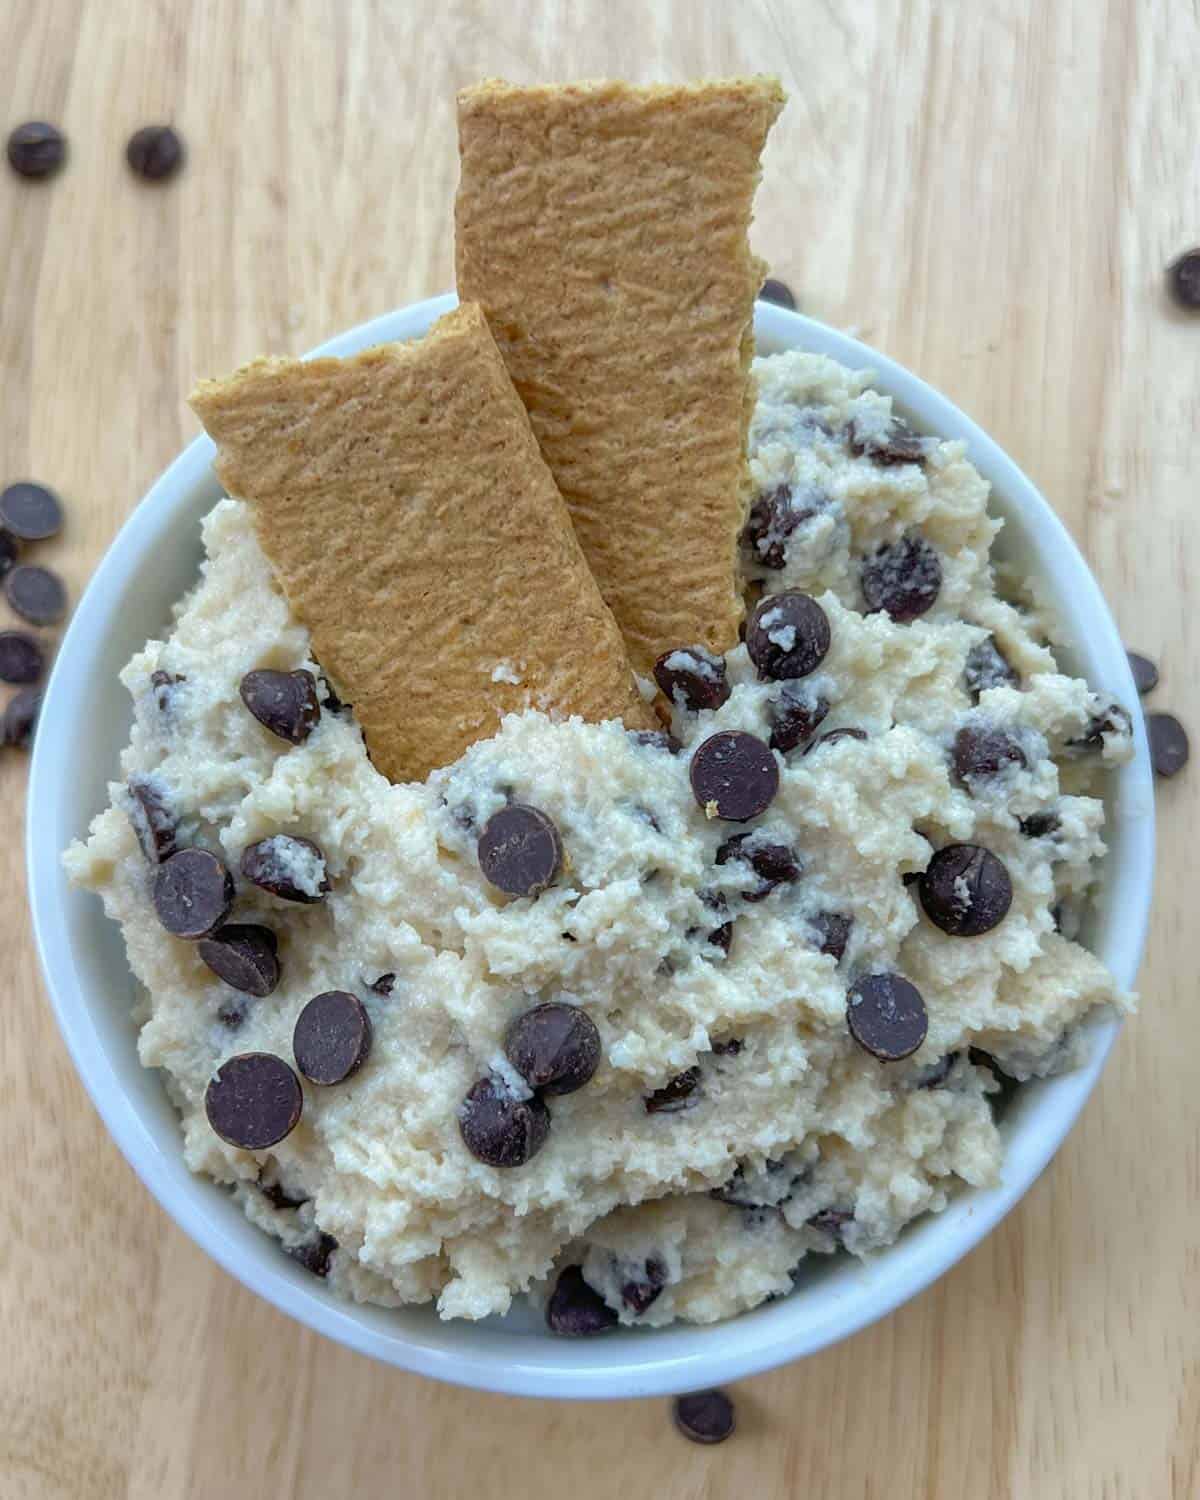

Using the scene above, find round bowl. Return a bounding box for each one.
[28,294,1155,1399]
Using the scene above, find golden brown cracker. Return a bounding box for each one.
[455,77,785,673]
[190,302,655,783]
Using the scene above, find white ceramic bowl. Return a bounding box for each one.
[28,294,1155,1399]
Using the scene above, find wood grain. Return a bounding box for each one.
[1,2,1194,1495]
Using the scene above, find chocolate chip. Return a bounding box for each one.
[1147,712,1189,778]
[0,630,43,685]
[477,803,563,897]
[861,533,942,621]
[809,911,852,961]
[239,668,321,744]
[716,832,801,901]
[1067,702,1133,753]
[653,646,730,711]
[6,121,66,179]
[919,844,1013,935]
[1019,811,1060,838]
[259,1177,308,1211]
[153,848,234,938]
[620,1256,667,1314]
[690,730,778,822]
[241,834,330,903]
[807,1207,854,1240]
[745,590,831,680]
[1126,650,1159,696]
[505,1002,601,1096]
[847,973,928,1060]
[849,412,927,465]
[1167,249,1200,309]
[952,725,1027,786]
[673,1389,736,1445]
[459,1076,551,1167]
[803,726,868,756]
[217,1000,246,1030]
[126,125,185,181]
[711,1037,742,1056]
[205,1052,303,1149]
[644,1066,701,1114]
[741,484,822,570]
[293,990,372,1085]
[3,688,39,748]
[692,892,734,956]
[151,669,185,714]
[706,921,733,955]
[769,682,829,753]
[286,1232,338,1277]
[759,277,796,310]
[0,481,62,540]
[911,1052,959,1089]
[198,924,280,997]
[545,1265,617,1336]
[964,636,1019,700]
[5,564,66,624]
[126,776,177,864]
[369,972,396,996]
[630,728,683,755]
[0,533,16,577]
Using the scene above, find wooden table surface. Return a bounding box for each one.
[2,2,1195,1495]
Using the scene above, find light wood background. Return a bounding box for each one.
[1,1,1195,1495]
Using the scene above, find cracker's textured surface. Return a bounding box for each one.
[190,303,654,783]
[456,77,785,672]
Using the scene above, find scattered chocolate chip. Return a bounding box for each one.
[286,1232,337,1277]
[0,630,43,685]
[126,124,185,181]
[369,972,396,996]
[849,412,927,465]
[741,484,822,570]
[861,533,942,622]
[769,682,829,753]
[126,776,177,864]
[919,844,1013,936]
[745,590,831,680]
[803,726,868,756]
[205,1052,303,1149]
[1167,249,1200,309]
[545,1265,617,1336]
[673,1389,736,1445]
[477,803,563,897]
[847,973,928,1060]
[459,1076,551,1167]
[6,121,66,179]
[1067,702,1133,753]
[690,730,778,821]
[0,480,62,541]
[711,1037,742,1056]
[759,277,796,310]
[630,728,683,754]
[505,1002,601,1096]
[1126,650,1159,696]
[952,725,1027,786]
[0,533,16,577]
[912,1052,959,1089]
[964,635,1020,700]
[644,1066,701,1114]
[809,911,852,961]
[241,834,330,904]
[1147,712,1189,778]
[620,1256,667,1314]
[1019,811,1060,839]
[217,999,246,1030]
[706,921,733,955]
[5,564,66,625]
[653,646,730,711]
[807,1207,854,1240]
[293,990,373,1085]
[716,832,801,901]
[239,668,321,744]
[198,924,280,997]
[153,848,234,939]
[3,688,39,748]
[259,1177,308,1211]
[151,669,185,714]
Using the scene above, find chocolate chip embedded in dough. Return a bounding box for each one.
[153,848,234,938]
[846,974,928,1060]
[477,803,563,897]
[204,1052,303,1149]
[919,844,1013,936]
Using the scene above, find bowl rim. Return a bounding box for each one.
[27,293,1155,1399]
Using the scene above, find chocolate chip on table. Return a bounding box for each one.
[0,481,63,540]
[6,121,66,179]
[125,124,185,181]
[459,1076,551,1167]
[1147,712,1189,778]
[653,645,730,711]
[545,1265,618,1336]
[0,533,16,577]
[5,564,66,625]
[630,728,683,755]
[286,1232,338,1278]
[861,533,942,622]
[1167,249,1200,310]
[197,924,280,998]
[803,726,868,756]
[241,834,330,903]
[205,1051,303,1150]
[849,411,928,466]
[293,990,373,1086]
[716,832,801,901]
[126,776,177,864]
[807,1206,854,1240]
[744,590,831,680]
[741,484,822,570]
[477,802,563,897]
[673,1388,736,1446]
[769,682,829,753]
[621,1255,667,1314]
[964,635,1019,700]
[369,972,396,996]
[952,725,1027,786]
[153,848,235,938]
[644,1066,702,1114]
[0,630,43,685]
[690,730,779,821]
[846,973,928,1061]
[1019,811,1060,839]
[809,911,853,961]
[505,1002,601,1096]
[919,844,1013,936]
[759,276,797,310]
[239,668,321,744]
[3,688,40,749]
[1126,650,1159,696]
